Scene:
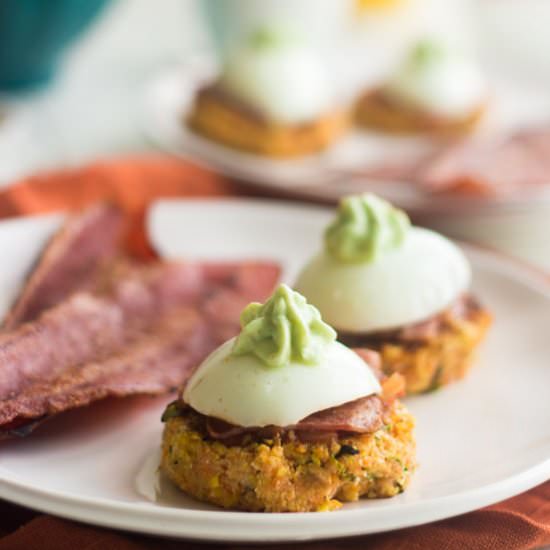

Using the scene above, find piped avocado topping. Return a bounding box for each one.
[410,38,446,67]
[325,193,410,263]
[247,26,298,51]
[231,284,336,368]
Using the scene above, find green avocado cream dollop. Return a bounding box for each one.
[409,38,447,67]
[324,193,410,263]
[247,26,296,50]
[231,284,336,368]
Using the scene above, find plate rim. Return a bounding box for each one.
[1,197,550,542]
[1,457,550,543]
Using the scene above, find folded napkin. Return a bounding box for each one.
[0,155,549,550]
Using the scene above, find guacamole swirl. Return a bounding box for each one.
[325,193,410,263]
[231,284,336,368]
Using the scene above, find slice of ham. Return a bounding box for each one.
[3,204,125,330]
[0,260,280,439]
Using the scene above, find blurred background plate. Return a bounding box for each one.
[0,0,110,91]
[143,59,550,215]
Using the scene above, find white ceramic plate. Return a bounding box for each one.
[143,61,550,215]
[1,199,550,543]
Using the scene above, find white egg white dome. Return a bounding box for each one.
[386,51,486,118]
[222,43,335,124]
[183,338,380,428]
[295,227,471,333]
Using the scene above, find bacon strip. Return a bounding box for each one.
[3,204,125,330]
[352,127,550,198]
[340,294,481,347]
[0,261,280,439]
[0,311,210,433]
[299,395,384,433]
[418,129,550,197]
[204,396,385,442]
[0,263,199,402]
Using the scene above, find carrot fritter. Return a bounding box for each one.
[188,85,348,158]
[355,88,486,135]
[161,402,415,512]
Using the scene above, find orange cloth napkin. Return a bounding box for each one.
[0,155,549,550]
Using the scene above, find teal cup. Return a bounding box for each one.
[0,0,110,91]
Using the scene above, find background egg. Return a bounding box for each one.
[222,41,335,124]
[385,50,486,118]
[295,227,471,333]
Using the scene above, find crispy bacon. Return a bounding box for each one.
[203,396,385,443]
[3,204,125,330]
[418,129,550,196]
[340,294,482,347]
[352,127,550,198]
[297,395,384,433]
[0,311,211,437]
[0,260,280,439]
[0,263,202,402]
